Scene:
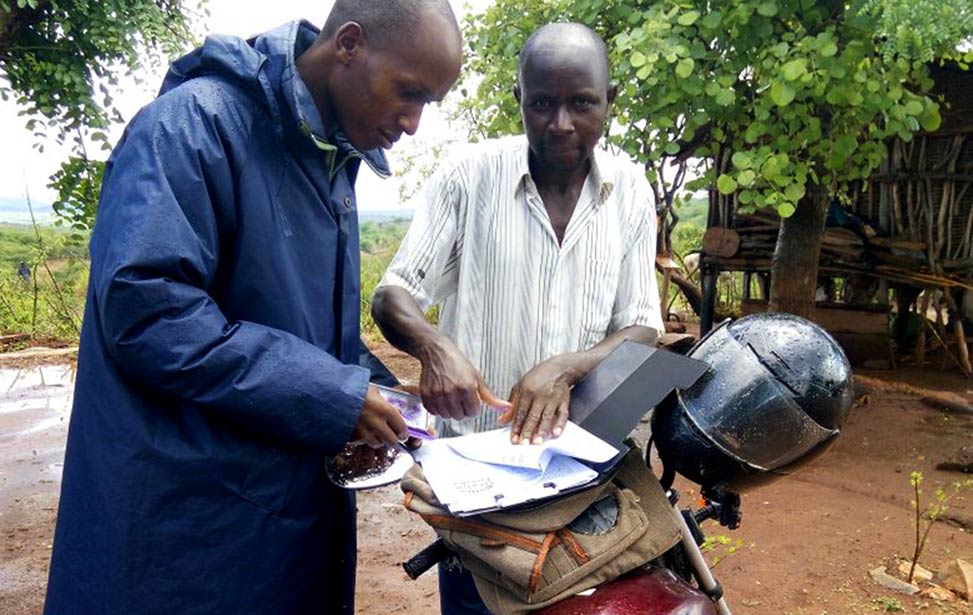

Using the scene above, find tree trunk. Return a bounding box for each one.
[769,185,829,318]
[654,261,703,317]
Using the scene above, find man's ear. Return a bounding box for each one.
[335,22,365,65]
[513,84,522,104]
[606,83,618,107]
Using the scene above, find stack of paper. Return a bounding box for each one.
[412,422,618,515]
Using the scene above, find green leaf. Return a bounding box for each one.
[717,174,738,194]
[664,142,680,155]
[738,169,756,186]
[770,81,796,106]
[757,1,778,17]
[701,12,722,29]
[904,100,924,115]
[785,183,806,202]
[820,41,838,57]
[715,89,735,106]
[631,51,647,68]
[781,59,807,81]
[777,202,797,218]
[918,104,942,132]
[676,58,695,78]
[732,151,752,169]
[677,10,700,26]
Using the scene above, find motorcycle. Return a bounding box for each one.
[399,313,855,615]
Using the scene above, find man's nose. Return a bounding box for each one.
[551,106,574,134]
[398,105,424,137]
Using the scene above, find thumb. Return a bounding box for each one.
[477,380,513,411]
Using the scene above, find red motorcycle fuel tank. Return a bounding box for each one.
[538,568,717,615]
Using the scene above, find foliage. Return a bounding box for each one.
[360,219,408,341]
[0,0,206,230]
[0,223,87,339]
[671,197,705,257]
[700,533,745,568]
[871,596,904,612]
[906,471,973,584]
[461,0,973,221]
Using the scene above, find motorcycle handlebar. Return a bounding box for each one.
[403,538,452,580]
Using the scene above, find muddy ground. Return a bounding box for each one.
[1,345,972,615]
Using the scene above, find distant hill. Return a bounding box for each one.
[0,197,54,224]
[360,209,413,222]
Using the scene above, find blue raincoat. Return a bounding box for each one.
[44,21,397,615]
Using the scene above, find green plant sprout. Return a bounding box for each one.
[871,596,904,612]
[907,471,973,584]
[701,534,745,568]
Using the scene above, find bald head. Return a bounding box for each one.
[322,0,460,51]
[518,23,610,89]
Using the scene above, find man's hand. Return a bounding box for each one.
[500,355,582,445]
[351,385,409,448]
[417,337,510,420]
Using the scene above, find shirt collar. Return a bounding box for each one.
[282,20,391,179]
[515,139,616,206]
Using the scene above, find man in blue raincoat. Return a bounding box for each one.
[44,2,462,614]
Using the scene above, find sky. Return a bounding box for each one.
[0,0,492,215]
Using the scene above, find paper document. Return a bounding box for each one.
[444,421,618,470]
[411,421,617,515]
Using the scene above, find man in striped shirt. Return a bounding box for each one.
[374,23,664,613]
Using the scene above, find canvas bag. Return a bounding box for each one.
[401,448,682,614]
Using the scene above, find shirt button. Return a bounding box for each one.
[344,197,352,207]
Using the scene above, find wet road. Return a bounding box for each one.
[0,366,73,514]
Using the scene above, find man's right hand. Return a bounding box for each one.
[351,385,409,448]
[416,338,510,421]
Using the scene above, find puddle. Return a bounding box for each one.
[0,365,75,505]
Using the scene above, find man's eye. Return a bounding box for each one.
[531,99,551,109]
[574,99,594,109]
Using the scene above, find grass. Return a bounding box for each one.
[0,224,88,342]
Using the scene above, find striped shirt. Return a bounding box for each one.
[379,136,664,436]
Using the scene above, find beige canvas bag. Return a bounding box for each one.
[401,448,682,614]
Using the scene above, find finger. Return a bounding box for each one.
[535,402,559,444]
[511,392,533,444]
[519,400,545,445]
[460,384,481,419]
[423,388,449,420]
[383,407,409,441]
[477,381,513,411]
[499,389,520,427]
[552,399,570,438]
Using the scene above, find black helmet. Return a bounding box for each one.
[652,313,853,491]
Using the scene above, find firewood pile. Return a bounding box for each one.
[711,211,973,291]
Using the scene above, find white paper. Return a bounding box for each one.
[444,421,618,471]
[412,425,607,515]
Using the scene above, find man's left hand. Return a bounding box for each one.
[500,355,582,445]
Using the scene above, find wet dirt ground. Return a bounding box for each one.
[1,347,972,615]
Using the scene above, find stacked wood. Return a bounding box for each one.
[709,211,973,290]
